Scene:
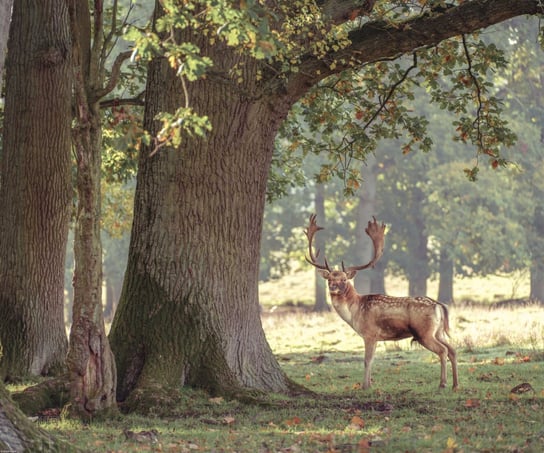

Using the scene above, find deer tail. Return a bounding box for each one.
[438,302,451,337]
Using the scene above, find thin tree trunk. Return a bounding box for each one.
[0,0,12,77]
[0,0,71,381]
[370,259,386,294]
[65,0,117,419]
[354,155,378,294]
[313,184,329,312]
[438,247,454,304]
[530,266,544,303]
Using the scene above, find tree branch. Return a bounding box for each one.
[99,92,145,109]
[91,50,132,102]
[292,0,544,93]
[315,0,377,24]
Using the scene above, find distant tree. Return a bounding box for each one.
[0,0,11,76]
[423,162,529,301]
[495,17,544,302]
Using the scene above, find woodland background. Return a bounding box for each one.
[1,0,544,450]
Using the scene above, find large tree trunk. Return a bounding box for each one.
[0,0,71,381]
[109,28,298,411]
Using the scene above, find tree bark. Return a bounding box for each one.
[109,28,300,410]
[64,0,117,419]
[0,382,76,452]
[0,0,71,381]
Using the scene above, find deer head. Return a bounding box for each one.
[304,214,386,293]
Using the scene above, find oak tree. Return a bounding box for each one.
[109,0,544,410]
[0,0,72,381]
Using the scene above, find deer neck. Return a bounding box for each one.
[330,283,359,325]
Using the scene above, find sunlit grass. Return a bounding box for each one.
[16,271,544,451]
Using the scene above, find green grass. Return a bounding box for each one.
[21,272,544,451]
[38,344,544,452]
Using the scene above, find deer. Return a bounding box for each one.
[304,214,458,390]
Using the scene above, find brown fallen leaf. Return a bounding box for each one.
[124,429,159,444]
[510,382,534,394]
[310,355,326,364]
[464,398,481,408]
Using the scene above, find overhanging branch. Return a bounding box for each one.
[292,0,544,92]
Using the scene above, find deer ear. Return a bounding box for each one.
[346,270,357,280]
[317,270,330,279]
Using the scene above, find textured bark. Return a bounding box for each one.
[109,19,300,408]
[0,382,76,452]
[64,0,117,420]
[0,0,71,381]
[296,0,544,88]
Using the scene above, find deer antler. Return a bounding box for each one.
[343,217,386,273]
[304,214,331,271]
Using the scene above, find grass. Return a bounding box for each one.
[21,273,544,452]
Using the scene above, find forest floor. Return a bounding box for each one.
[14,272,544,452]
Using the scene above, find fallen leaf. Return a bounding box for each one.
[209,396,224,404]
[492,357,505,365]
[464,399,480,408]
[347,415,365,430]
[358,438,371,453]
[351,416,365,428]
[285,416,302,426]
[510,382,534,394]
[223,416,236,425]
[310,355,326,364]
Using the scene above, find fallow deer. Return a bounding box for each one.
[304,214,458,390]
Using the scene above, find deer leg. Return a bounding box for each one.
[362,338,377,390]
[417,336,449,389]
[437,333,458,390]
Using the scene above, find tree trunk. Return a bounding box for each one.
[407,189,429,297]
[354,156,378,294]
[0,0,71,381]
[0,382,76,452]
[530,266,544,304]
[438,248,454,304]
[370,259,386,294]
[109,28,299,411]
[529,188,544,304]
[313,184,329,312]
[0,0,12,77]
[64,0,117,419]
